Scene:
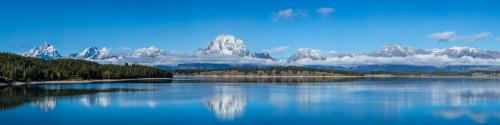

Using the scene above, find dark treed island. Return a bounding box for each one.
[173,66,500,77]
[174,66,363,76]
[0,53,173,81]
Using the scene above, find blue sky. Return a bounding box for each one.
[1,0,499,56]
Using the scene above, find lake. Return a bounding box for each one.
[1,77,500,125]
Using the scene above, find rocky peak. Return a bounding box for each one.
[23,42,62,59]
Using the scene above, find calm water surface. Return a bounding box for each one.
[1,77,500,125]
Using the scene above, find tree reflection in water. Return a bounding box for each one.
[0,86,142,112]
[175,76,363,83]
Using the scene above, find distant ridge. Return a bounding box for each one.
[69,47,114,59]
[288,48,325,63]
[18,41,500,67]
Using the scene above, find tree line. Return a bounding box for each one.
[174,66,363,76]
[174,66,500,77]
[0,52,172,81]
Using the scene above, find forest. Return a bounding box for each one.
[174,66,363,76]
[174,66,500,77]
[0,53,172,81]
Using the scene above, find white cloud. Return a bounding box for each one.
[272,9,308,21]
[316,7,335,16]
[126,54,284,66]
[430,31,456,42]
[289,55,500,66]
[263,46,289,53]
[465,32,491,41]
[94,52,285,66]
[272,7,335,21]
[430,31,491,42]
[95,51,500,67]
[272,9,293,21]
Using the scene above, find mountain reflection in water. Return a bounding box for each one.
[205,94,246,120]
[1,78,500,125]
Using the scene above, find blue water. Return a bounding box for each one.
[1,77,500,125]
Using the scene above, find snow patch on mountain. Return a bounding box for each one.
[287,48,325,63]
[70,47,113,59]
[369,44,430,57]
[129,46,166,58]
[435,46,500,59]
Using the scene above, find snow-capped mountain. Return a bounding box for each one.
[287,48,325,63]
[70,47,113,59]
[434,47,500,59]
[129,46,166,58]
[197,34,273,59]
[197,34,248,56]
[369,44,430,57]
[17,41,500,67]
[23,42,62,59]
[328,44,500,60]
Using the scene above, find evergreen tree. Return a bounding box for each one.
[0,52,173,81]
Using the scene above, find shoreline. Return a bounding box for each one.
[175,75,500,79]
[12,75,498,85]
[174,75,364,78]
[28,78,172,84]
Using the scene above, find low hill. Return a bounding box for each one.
[174,66,362,76]
[173,65,500,77]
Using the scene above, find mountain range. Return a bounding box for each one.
[127,46,166,58]
[305,64,500,73]
[69,47,114,59]
[328,44,500,59]
[156,63,500,72]
[19,35,500,71]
